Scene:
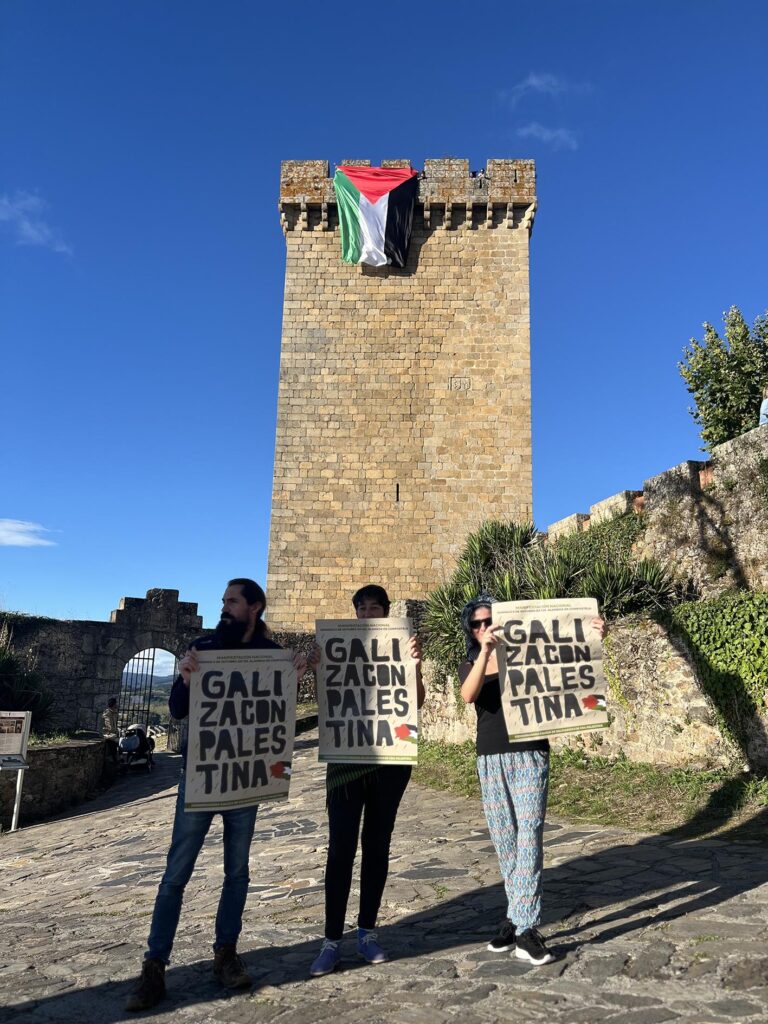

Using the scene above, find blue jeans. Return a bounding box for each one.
[146,773,259,963]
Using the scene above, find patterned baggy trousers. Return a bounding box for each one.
[476,750,549,933]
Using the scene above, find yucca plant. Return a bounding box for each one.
[578,560,636,618]
[424,522,536,668]
[423,515,682,677]
[453,520,538,590]
[422,583,468,669]
[632,559,678,610]
[523,544,587,600]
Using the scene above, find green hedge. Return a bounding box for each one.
[667,592,768,755]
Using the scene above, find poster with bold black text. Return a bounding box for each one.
[316,618,418,764]
[494,598,610,741]
[184,649,297,811]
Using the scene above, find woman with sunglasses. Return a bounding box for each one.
[459,592,553,966]
[459,592,606,966]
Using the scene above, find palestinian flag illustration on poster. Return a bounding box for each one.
[395,723,419,744]
[581,694,606,712]
[333,165,419,268]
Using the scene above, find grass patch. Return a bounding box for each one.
[28,730,75,746]
[414,740,480,798]
[413,740,768,841]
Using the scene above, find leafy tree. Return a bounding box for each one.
[679,306,768,451]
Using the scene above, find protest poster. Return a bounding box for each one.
[184,649,297,812]
[316,618,418,765]
[0,710,31,760]
[494,598,610,741]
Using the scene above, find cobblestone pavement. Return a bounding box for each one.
[2,733,768,1024]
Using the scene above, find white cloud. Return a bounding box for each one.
[501,72,591,109]
[0,191,72,255]
[0,519,57,547]
[152,649,178,676]
[516,122,579,151]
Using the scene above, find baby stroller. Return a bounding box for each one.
[119,724,155,772]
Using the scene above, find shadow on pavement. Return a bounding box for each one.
[14,753,184,834]
[6,770,768,1021]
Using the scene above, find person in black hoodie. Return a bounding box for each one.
[126,578,306,1011]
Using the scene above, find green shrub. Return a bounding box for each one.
[0,621,55,731]
[424,514,677,678]
[558,508,645,564]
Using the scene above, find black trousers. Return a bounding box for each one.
[324,765,412,941]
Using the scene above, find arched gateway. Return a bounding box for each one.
[5,589,204,732]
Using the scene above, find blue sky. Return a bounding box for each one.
[2,0,767,627]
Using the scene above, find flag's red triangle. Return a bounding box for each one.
[339,166,418,204]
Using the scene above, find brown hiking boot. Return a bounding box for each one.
[125,958,166,1011]
[213,944,251,989]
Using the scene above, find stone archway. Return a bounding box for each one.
[4,589,205,732]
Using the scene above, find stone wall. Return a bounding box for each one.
[546,424,768,599]
[0,740,107,829]
[268,157,536,631]
[636,426,768,596]
[3,589,203,732]
[419,614,747,770]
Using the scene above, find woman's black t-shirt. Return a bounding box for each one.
[458,661,550,757]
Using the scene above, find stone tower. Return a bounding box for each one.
[267,158,536,630]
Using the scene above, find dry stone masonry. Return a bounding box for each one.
[0,739,106,829]
[268,158,536,631]
[4,589,203,732]
[545,423,768,599]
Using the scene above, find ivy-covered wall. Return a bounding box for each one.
[666,592,768,770]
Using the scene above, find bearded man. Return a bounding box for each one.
[126,579,306,1011]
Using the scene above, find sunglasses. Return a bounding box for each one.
[469,617,492,630]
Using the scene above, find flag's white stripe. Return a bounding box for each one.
[358,193,389,266]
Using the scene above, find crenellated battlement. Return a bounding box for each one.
[278,158,536,233]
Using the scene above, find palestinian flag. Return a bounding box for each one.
[395,723,419,744]
[581,694,607,712]
[333,165,419,268]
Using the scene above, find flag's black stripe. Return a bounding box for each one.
[383,176,419,268]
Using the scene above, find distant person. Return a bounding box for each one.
[308,584,425,977]
[101,697,119,762]
[125,578,307,1012]
[759,385,768,426]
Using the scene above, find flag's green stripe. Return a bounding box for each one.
[333,170,362,264]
